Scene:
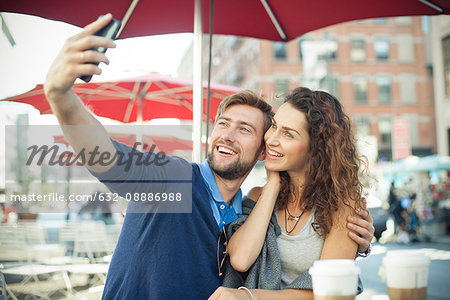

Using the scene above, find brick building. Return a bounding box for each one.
[179,16,439,161]
[430,15,450,156]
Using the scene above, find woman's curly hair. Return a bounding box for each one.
[276,87,367,237]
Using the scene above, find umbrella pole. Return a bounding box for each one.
[418,0,444,12]
[136,95,143,151]
[136,81,151,152]
[117,0,140,38]
[192,0,203,163]
[204,0,214,161]
[260,0,287,40]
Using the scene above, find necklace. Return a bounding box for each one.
[284,207,305,234]
[286,206,302,221]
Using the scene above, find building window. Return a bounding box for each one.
[299,38,306,60]
[227,69,244,86]
[323,36,338,60]
[399,75,416,104]
[376,76,392,103]
[405,116,419,147]
[353,76,368,103]
[374,38,389,60]
[273,42,287,60]
[319,75,339,98]
[351,20,367,25]
[443,35,450,95]
[422,16,430,34]
[351,39,366,62]
[374,18,387,24]
[354,116,371,137]
[274,78,289,94]
[447,129,450,155]
[395,16,412,25]
[378,117,392,147]
[227,36,242,50]
[397,35,414,62]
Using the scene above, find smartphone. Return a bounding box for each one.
[79,16,121,83]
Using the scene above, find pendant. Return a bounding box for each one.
[288,215,299,221]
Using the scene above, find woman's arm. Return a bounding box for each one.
[209,287,313,300]
[227,172,281,272]
[320,204,358,259]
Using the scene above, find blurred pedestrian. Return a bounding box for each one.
[388,182,397,208]
[407,194,420,242]
[388,182,404,232]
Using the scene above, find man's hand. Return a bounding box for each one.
[42,13,118,173]
[44,13,116,100]
[209,287,251,300]
[347,208,375,253]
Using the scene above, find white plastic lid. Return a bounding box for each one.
[309,259,360,276]
[383,250,430,267]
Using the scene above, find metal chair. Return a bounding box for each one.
[0,270,6,300]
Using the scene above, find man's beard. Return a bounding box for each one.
[207,147,259,181]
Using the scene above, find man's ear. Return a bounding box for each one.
[257,144,266,161]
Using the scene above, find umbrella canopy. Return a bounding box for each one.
[1,73,240,123]
[1,0,449,41]
[382,154,450,174]
[54,133,194,155]
[3,0,448,162]
[414,154,450,172]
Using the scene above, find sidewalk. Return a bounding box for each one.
[357,241,450,300]
[431,235,450,245]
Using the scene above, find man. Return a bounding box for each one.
[44,14,374,299]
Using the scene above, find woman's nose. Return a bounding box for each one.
[265,129,279,146]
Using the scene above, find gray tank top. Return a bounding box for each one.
[276,210,325,288]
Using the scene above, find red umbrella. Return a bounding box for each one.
[1,73,240,123]
[54,133,195,155]
[2,0,448,161]
[1,0,448,41]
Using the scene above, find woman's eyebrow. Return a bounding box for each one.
[273,118,301,135]
[281,126,300,136]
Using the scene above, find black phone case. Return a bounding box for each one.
[79,17,121,83]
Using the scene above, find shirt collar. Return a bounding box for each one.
[198,160,243,214]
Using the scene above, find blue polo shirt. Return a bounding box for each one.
[94,141,234,299]
[198,160,242,229]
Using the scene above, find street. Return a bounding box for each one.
[356,241,450,300]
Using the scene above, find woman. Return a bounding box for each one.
[210,87,368,299]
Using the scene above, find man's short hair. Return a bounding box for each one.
[215,90,274,134]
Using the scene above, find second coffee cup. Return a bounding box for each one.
[381,250,430,300]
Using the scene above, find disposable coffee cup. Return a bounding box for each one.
[309,259,360,300]
[381,250,430,300]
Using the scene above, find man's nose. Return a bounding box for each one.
[222,127,236,142]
